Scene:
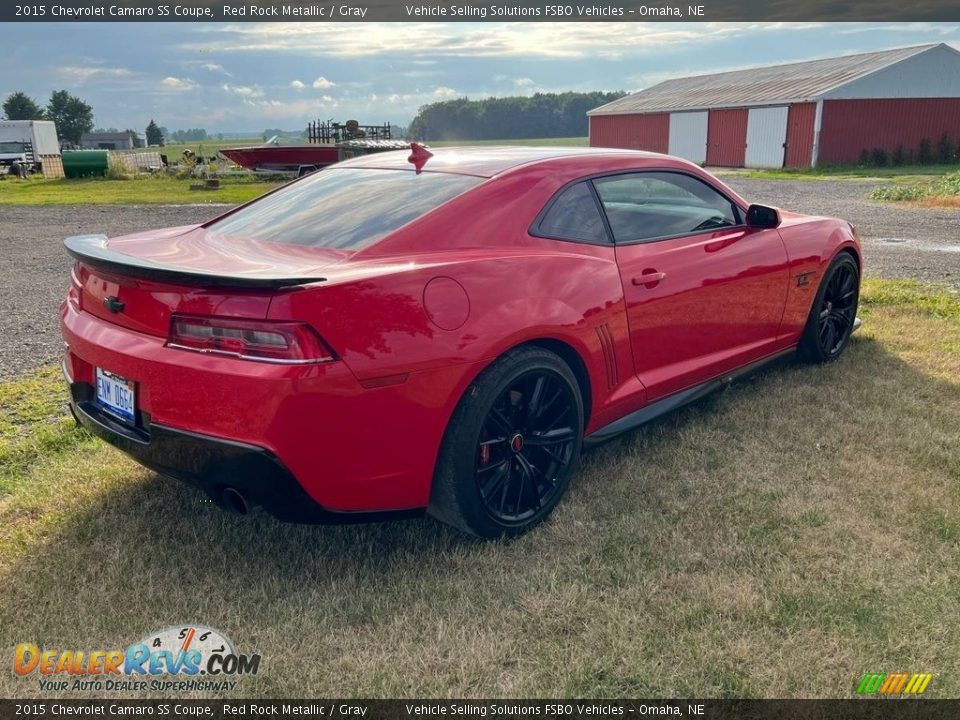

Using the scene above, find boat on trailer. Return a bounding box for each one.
[219,120,396,173]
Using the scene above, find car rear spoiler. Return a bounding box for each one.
[64,234,326,289]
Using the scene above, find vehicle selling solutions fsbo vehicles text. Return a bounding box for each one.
[404,5,628,18]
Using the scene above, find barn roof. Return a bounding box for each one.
[589,44,942,116]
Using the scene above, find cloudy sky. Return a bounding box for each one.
[2,21,958,134]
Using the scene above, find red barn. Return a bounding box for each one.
[589,43,960,168]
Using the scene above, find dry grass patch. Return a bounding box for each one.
[0,278,957,699]
[909,195,960,210]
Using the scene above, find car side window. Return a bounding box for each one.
[593,172,742,243]
[536,181,608,244]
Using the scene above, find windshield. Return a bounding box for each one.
[0,142,25,154]
[206,168,482,249]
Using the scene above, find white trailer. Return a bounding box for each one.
[0,120,62,177]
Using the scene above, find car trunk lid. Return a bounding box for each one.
[68,225,348,337]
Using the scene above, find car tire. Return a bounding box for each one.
[798,252,860,364]
[429,346,584,538]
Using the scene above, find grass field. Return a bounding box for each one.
[1,278,958,699]
[149,138,262,158]
[0,175,281,206]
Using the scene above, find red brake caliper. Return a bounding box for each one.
[479,436,491,466]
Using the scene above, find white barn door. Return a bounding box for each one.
[745,106,788,168]
[668,111,708,165]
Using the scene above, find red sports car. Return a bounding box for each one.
[60,146,861,537]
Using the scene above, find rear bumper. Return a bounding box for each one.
[67,377,422,524]
[60,299,479,517]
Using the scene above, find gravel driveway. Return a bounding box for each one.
[1,205,220,379]
[1,179,957,379]
[724,176,960,289]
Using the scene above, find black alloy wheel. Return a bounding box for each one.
[799,253,860,363]
[429,347,584,538]
[475,370,578,525]
[817,260,859,356]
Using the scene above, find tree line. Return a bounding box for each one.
[2,90,94,145]
[407,91,626,141]
[2,90,167,147]
[4,88,626,148]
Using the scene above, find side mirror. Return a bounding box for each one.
[746,204,781,229]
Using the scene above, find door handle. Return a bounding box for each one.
[632,271,666,287]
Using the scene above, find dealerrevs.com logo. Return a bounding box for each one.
[13,625,261,693]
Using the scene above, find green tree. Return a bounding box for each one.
[145,120,164,146]
[2,91,45,120]
[170,128,208,142]
[46,90,94,145]
[407,91,626,141]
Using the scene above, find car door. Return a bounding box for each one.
[595,171,790,402]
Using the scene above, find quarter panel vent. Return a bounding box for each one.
[595,323,618,389]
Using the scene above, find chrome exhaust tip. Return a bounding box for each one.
[220,487,249,515]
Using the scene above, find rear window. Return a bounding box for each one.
[206,168,482,249]
[536,181,608,244]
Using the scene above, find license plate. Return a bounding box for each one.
[95,368,136,423]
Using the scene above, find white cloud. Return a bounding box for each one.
[836,23,955,35]
[401,69,440,79]
[181,61,233,77]
[432,86,458,98]
[221,83,264,97]
[233,98,324,120]
[159,76,198,92]
[201,63,230,76]
[290,79,305,89]
[513,77,535,88]
[61,66,136,84]
[312,76,336,89]
[187,22,756,60]
[178,20,959,65]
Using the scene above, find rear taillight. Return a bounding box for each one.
[167,315,336,364]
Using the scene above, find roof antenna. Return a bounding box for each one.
[408,142,433,174]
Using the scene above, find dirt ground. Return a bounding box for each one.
[1,178,957,379]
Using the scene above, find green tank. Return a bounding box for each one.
[62,150,109,178]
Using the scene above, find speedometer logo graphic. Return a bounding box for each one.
[139,625,236,663]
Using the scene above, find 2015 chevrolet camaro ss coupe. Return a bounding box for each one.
[60,147,861,537]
